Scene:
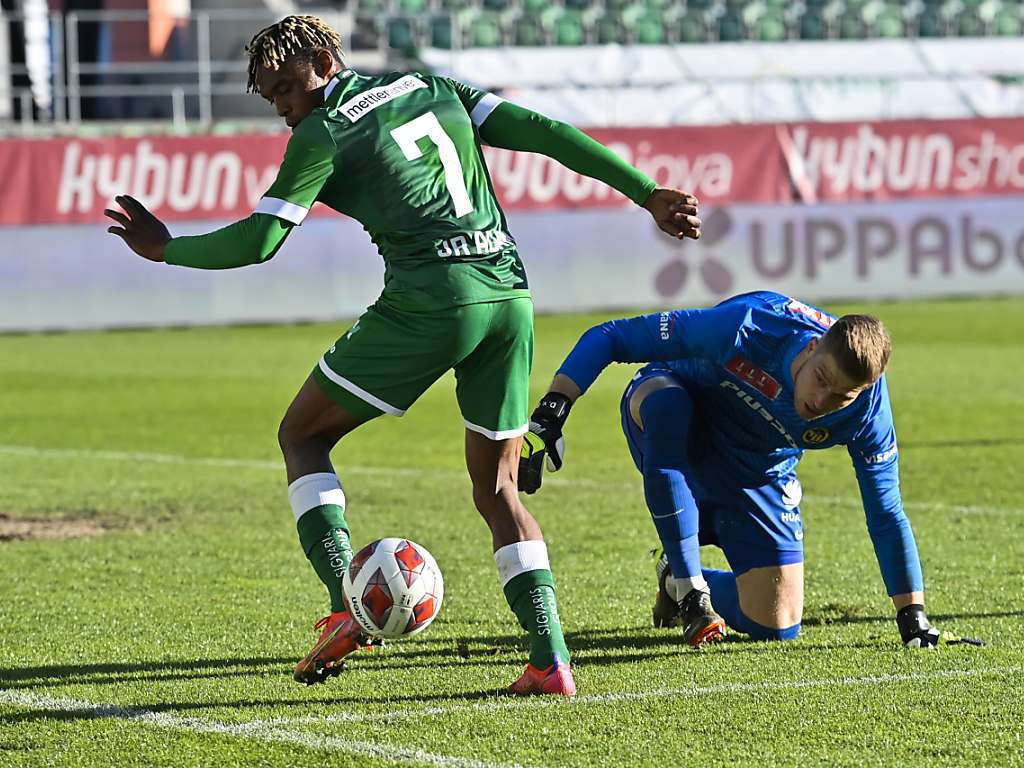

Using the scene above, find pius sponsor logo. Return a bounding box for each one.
[719,380,798,449]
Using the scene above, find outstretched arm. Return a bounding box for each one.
[479,101,700,240]
[105,195,293,270]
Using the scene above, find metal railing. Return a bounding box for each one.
[0,7,393,133]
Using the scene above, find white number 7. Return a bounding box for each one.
[390,112,475,218]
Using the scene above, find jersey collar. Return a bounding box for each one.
[323,69,355,102]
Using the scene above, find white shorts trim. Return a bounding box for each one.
[317,357,407,417]
[254,197,309,225]
[463,418,528,441]
[470,93,506,127]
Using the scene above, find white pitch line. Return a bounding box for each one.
[0,690,526,768]
[251,665,1024,725]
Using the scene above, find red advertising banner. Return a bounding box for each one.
[779,117,1024,203]
[2,116,1024,227]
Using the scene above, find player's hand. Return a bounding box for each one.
[642,187,701,241]
[897,604,941,648]
[518,392,572,494]
[104,194,171,262]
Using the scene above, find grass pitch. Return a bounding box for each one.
[1,297,1022,768]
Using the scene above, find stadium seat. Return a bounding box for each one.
[597,13,628,42]
[359,0,389,11]
[718,9,745,39]
[957,8,984,34]
[469,12,502,45]
[514,12,544,44]
[521,0,548,12]
[874,7,904,36]
[482,0,509,10]
[995,6,1022,34]
[635,12,667,41]
[386,16,416,48]
[565,0,591,9]
[756,8,788,40]
[555,11,585,43]
[838,9,866,37]
[917,6,946,35]
[799,8,826,38]
[677,9,706,41]
[398,0,428,11]
[430,15,453,46]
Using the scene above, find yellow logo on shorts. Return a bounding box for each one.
[803,427,829,444]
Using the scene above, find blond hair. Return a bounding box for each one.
[818,314,891,385]
[245,15,344,94]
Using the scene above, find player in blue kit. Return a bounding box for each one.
[520,291,945,648]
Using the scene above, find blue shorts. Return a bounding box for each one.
[620,364,805,577]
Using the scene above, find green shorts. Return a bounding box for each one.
[312,297,534,440]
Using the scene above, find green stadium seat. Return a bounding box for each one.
[918,6,945,35]
[359,0,388,11]
[430,15,453,46]
[398,0,428,11]
[387,17,416,48]
[441,0,471,9]
[838,10,866,37]
[874,8,904,36]
[957,8,984,34]
[555,11,585,43]
[597,13,628,42]
[678,9,705,41]
[482,0,509,9]
[514,12,543,43]
[635,12,666,41]
[799,8,826,37]
[718,9,745,39]
[646,0,673,10]
[756,9,787,39]
[470,12,502,45]
[521,0,548,11]
[995,6,1022,34]
[565,0,591,9]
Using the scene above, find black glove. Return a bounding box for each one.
[518,392,572,494]
[897,604,941,648]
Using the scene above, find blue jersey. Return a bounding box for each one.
[559,291,922,596]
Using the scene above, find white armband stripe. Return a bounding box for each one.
[254,197,309,225]
[471,93,506,127]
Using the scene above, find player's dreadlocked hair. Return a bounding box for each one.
[245,15,344,94]
[819,314,891,385]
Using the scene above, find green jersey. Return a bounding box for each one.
[255,70,526,311]
[163,71,658,304]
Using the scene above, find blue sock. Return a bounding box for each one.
[639,388,702,582]
[703,568,801,641]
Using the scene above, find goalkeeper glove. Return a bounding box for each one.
[518,392,572,494]
[897,604,941,648]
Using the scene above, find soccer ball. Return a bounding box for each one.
[342,538,444,640]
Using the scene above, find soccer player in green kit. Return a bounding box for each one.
[104,15,701,695]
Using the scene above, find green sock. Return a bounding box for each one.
[296,504,353,613]
[503,569,570,670]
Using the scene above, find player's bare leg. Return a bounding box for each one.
[465,429,576,695]
[736,563,804,629]
[701,562,804,641]
[279,373,372,684]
